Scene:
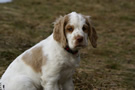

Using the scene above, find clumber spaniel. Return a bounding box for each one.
[0,12,97,90]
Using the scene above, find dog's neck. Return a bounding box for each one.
[64,46,78,55]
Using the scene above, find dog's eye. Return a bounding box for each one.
[82,25,88,33]
[83,26,86,31]
[66,26,74,32]
[68,27,73,31]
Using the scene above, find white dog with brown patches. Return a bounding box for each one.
[0,12,97,90]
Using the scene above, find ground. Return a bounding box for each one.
[0,0,135,90]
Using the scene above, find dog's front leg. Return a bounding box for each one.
[44,81,59,90]
[41,66,61,90]
[41,74,60,90]
[62,78,74,90]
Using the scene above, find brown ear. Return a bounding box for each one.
[53,15,69,48]
[89,26,98,48]
[85,16,98,48]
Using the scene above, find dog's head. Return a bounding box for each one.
[53,12,98,51]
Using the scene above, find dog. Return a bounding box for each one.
[0,12,97,90]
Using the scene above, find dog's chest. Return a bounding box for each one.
[59,67,74,84]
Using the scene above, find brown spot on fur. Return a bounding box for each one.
[22,46,46,73]
[53,15,69,48]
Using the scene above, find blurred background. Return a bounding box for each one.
[0,0,135,89]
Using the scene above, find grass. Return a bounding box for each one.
[0,0,135,89]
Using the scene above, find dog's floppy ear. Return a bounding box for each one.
[89,26,98,48]
[85,16,98,48]
[53,15,69,48]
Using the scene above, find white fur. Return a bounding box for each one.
[67,12,88,50]
[0,12,90,90]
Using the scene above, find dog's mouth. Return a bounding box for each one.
[75,44,86,49]
[74,40,86,49]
